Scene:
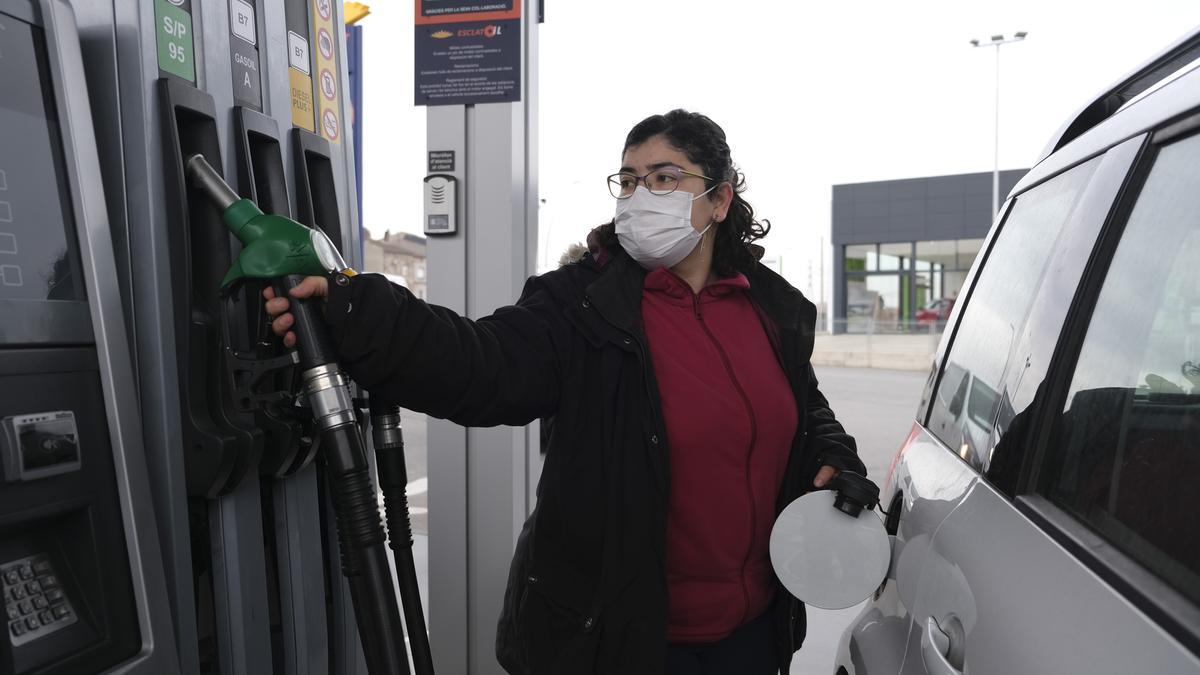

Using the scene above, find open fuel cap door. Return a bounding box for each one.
[769,472,890,609]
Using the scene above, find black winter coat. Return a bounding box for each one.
[325,249,865,675]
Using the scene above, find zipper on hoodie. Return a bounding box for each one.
[692,292,758,625]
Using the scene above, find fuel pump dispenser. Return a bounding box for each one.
[69,0,367,670]
[186,154,434,675]
[0,1,177,672]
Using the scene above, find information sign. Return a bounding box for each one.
[414,17,521,106]
[155,0,196,82]
[416,0,518,22]
[428,151,455,172]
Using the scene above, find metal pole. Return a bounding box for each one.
[993,42,1001,216]
[971,33,1025,215]
[819,236,826,333]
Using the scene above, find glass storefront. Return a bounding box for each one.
[845,244,873,272]
[843,239,984,332]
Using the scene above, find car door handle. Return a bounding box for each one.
[921,616,965,675]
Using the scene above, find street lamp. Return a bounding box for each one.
[971,31,1027,215]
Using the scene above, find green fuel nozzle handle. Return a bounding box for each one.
[185,154,355,291]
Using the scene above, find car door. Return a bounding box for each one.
[858,134,1113,675]
[911,125,1200,674]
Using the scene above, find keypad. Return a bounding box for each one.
[3,555,76,646]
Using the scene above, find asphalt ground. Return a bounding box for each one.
[389,365,929,672]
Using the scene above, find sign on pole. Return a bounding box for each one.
[414,0,522,106]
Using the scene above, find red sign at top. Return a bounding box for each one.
[415,0,520,25]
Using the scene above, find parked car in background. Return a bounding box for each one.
[914,297,954,324]
[835,28,1200,675]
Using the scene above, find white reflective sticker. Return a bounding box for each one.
[230,0,256,46]
[288,31,310,74]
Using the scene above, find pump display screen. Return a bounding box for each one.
[0,13,81,305]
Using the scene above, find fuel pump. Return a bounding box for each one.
[186,154,433,675]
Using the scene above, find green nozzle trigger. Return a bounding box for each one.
[220,199,344,292]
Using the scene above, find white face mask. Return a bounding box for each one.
[614,185,715,269]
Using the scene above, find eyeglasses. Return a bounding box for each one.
[607,166,715,199]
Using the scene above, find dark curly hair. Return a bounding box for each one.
[595,109,769,276]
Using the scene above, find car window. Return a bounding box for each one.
[1041,130,1200,604]
[927,157,1100,470]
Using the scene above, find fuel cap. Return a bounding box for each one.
[769,474,890,609]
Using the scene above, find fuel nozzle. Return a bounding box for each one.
[184,154,354,290]
[830,472,880,518]
[186,154,240,211]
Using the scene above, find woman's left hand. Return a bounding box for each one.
[813,465,840,488]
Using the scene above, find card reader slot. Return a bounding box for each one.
[157,78,263,499]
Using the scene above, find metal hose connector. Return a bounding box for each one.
[302,364,356,430]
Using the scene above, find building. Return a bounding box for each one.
[831,169,1026,332]
[363,231,428,299]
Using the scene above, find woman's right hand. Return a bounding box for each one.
[263,276,329,348]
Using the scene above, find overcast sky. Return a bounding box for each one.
[359,1,1200,300]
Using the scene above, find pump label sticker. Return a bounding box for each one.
[288,31,311,73]
[290,68,316,131]
[230,0,256,45]
[231,41,263,109]
[155,0,196,82]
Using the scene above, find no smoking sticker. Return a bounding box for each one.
[318,28,333,59]
[322,109,339,140]
[315,0,331,21]
[320,69,336,100]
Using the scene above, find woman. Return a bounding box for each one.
[265,109,864,675]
